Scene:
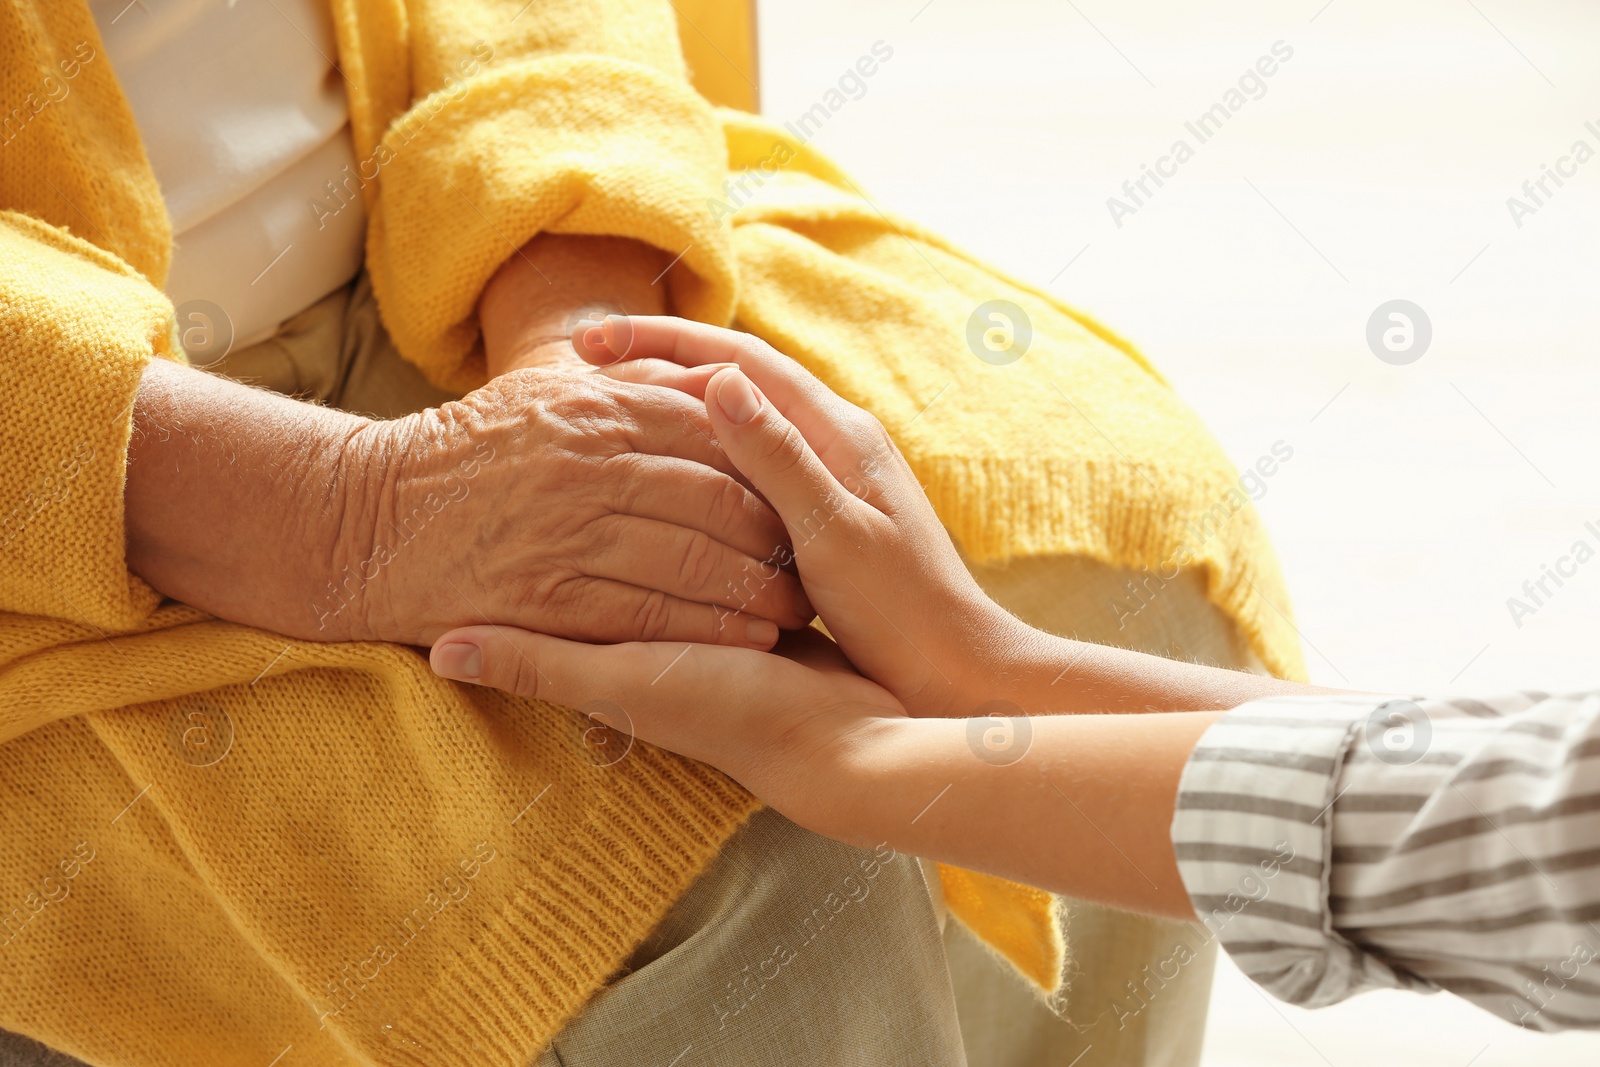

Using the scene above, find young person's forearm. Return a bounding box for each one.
[813,710,1227,919]
[819,634,1357,917]
[969,624,1336,718]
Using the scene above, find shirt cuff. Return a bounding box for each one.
[1171,694,1418,1007]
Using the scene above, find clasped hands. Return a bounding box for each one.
[409,230,1024,721]
[429,314,1049,840]
[123,235,1289,913]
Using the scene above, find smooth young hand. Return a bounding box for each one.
[429,622,907,844]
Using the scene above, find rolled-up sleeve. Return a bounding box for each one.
[1173,690,1600,1030]
[341,0,739,393]
[0,211,178,635]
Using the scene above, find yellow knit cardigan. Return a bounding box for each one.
[0,1,1305,1065]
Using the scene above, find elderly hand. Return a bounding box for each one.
[335,361,812,646]
[131,240,818,650]
[125,338,810,649]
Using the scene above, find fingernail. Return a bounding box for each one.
[602,315,635,359]
[746,619,779,647]
[433,641,482,682]
[715,372,763,425]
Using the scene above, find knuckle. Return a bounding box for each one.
[509,647,543,701]
[598,454,645,511]
[632,589,673,641]
[842,404,889,448]
[758,421,808,477]
[706,475,750,535]
[537,573,588,620]
[676,532,720,592]
[733,333,777,365]
[855,404,890,439]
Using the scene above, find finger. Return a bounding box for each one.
[548,576,785,649]
[428,625,805,773]
[587,318,893,500]
[603,382,741,479]
[431,624,709,708]
[596,358,734,400]
[574,315,731,367]
[585,514,813,628]
[432,625,631,704]
[572,314,641,365]
[431,627,900,720]
[570,317,611,364]
[702,367,867,543]
[605,453,789,562]
[588,317,838,422]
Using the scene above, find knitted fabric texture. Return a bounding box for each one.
[0,0,1305,1064]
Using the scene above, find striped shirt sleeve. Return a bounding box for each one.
[1172,690,1600,1031]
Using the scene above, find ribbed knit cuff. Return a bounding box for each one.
[0,212,175,631]
[365,56,739,394]
[383,744,759,1067]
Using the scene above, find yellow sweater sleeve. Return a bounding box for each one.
[337,0,740,393]
[0,211,180,632]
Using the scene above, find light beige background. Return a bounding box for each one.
[759,1,1600,1064]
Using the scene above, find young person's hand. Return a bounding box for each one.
[429,624,906,840]
[565,315,1038,717]
[425,315,1332,921]
[427,592,1222,921]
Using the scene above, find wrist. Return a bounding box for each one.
[479,234,670,377]
[770,713,918,845]
[938,593,1058,716]
[316,411,419,643]
[967,627,1324,717]
[124,359,382,642]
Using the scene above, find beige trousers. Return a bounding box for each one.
[5,276,1255,1065]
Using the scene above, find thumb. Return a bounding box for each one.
[706,368,859,540]
[428,625,807,772]
[430,626,674,758]
[431,625,669,712]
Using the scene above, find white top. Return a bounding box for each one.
[90,0,367,354]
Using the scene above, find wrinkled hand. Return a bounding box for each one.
[337,362,813,647]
